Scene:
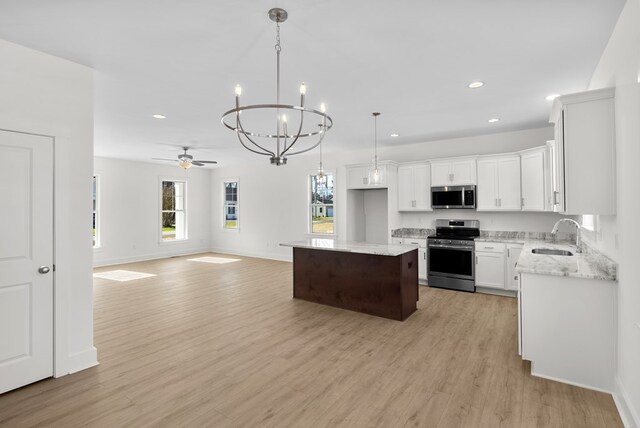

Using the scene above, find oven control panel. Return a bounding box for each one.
[427,238,475,247]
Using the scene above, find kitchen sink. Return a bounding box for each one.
[531,248,574,256]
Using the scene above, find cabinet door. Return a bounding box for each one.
[347,166,370,189]
[413,164,431,210]
[476,159,498,210]
[431,162,452,187]
[506,244,523,291]
[497,157,521,210]
[451,160,477,185]
[521,150,546,211]
[475,251,506,289]
[418,248,427,280]
[397,166,414,210]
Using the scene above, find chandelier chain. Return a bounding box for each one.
[275,22,281,52]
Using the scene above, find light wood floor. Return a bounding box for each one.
[0,252,622,427]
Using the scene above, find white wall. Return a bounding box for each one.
[0,39,96,375]
[211,127,564,261]
[587,1,640,425]
[93,157,212,266]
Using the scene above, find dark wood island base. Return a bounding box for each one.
[292,247,419,321]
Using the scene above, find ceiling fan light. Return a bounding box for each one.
[178,159,193,170]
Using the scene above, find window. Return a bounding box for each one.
[223,180,239,229]
[309,173,334,235]
[92,175,100,248]
[582,215,596,232]
[161,180,187,241]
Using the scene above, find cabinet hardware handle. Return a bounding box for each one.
[475,255,478,264]
[485,246,494,249]
[499,198,501,207]
[514,275,518,280]
[553,191,559,205]
[521,197,525,207]
[508,248,510,257]
[495,198,498,206]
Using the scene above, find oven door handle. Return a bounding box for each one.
[428,244,474,251]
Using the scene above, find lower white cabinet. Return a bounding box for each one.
[475,241,523,291]
[519,273,615,391]
[392,237,427,280]
[506,244,523,291]
[475,242,506,288]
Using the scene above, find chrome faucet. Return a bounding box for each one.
[551,218,582,253]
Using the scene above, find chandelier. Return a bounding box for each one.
[221,8,333,166]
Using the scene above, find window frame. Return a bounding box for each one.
[307,170,336,236]
[159,177,188,244]
[222,179,240,231]
[92,174,101,249]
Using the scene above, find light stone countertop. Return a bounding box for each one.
[280,239,418,257]
[515,241,617,281]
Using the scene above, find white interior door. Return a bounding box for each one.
[0,130,54,395]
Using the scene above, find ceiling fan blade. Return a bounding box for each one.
[191,161,205,166]
[192,160,218,164]
[151,158,177,162]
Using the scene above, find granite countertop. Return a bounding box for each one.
[515,241,617,281]
[280,239,418,256]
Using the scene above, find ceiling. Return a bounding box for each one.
[0,0,625,166]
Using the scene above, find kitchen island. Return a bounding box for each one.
[281,239,419,321]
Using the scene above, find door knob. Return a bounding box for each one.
[38,266,50,274]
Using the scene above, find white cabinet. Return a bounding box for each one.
[391,237,427,280]
[519,273,616,391]
[520,147,549,211]
[475,242,506,289]
[506,244,523,291]
[549,88,616,215]
[397,162,431,211]
[430,158,476,186]
[403,238,427,281]
[476,156,521,211]
[347,164,388,189]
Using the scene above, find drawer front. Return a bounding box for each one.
[475,242,506,253]
[404,238,427,248]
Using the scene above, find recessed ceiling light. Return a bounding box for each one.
[488,118,500,123]
[390,133,399,137]
[153,114,166,119]
[545,94,560,101]
[468,81,484,89]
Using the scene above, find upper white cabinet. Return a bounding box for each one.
[430,158,476,186]
[550,88,616,215]
[476,156,521,211]
[398,162,431,211]
[520,147,550,211]
[347,163,388,189]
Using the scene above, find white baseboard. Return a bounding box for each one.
[476,286,517,298]
[614,376,640,428]
[209,246,293,263]
[530,365,613,394]
[93,247,212,267]
[66,347,99,375]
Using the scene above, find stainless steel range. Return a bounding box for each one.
[427,219,480,292]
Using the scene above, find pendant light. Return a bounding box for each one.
[369,112,382,185]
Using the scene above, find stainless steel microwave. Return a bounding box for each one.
[431,185,476,209]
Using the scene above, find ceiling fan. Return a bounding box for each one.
[152,147,218,170]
